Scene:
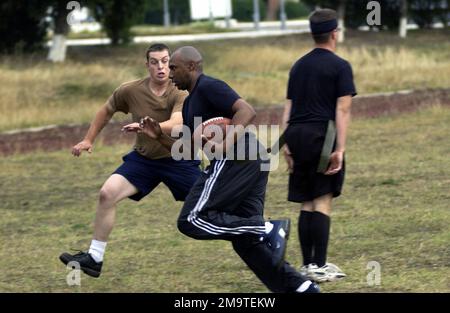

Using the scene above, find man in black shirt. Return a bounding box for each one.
[140,46,319,293]
[282,8,357,283]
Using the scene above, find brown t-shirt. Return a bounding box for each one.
[106,77,187,159]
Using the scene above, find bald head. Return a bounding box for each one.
[172,46,203,72]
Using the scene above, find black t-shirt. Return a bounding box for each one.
[182,74,264,161]
[287,48,357,123]
[182,74,239,133]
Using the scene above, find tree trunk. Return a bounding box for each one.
[399,0,408,38]
[337,0,345,43]
[47,1,70,63]
[266,0,279,21]
[48,35,67,62]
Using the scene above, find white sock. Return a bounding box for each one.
[265,221,274,234]
[296,280,312,293]
[88,239,107,263]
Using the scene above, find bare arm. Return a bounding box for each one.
[325,95,352,175]
[72,104,114,156]
[159,111,183,135]
[335,95,352,153]
[282,100,294,173]
[122,111,183,152]
[281,100,292,132]
[225,98,256,147]
[230,98,256,127]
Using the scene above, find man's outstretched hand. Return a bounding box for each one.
[140,116,162,140]
[121,118,162,140]
[121,122,142,133]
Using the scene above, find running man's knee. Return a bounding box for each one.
[98,174,138,206]
[98,186,120,206]
[99,187,111,204]
[177,218,193,237]
[177,217,212,240]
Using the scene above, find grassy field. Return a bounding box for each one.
[66,22,232,39]
[0,29,449,131]
[0,105,449,292]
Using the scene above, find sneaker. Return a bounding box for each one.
[300,263,318,278]
[265,219,290,269]
[59,251,102,278]
[303,281,321,293]
[308,262,346,283]
[296,280,321,293]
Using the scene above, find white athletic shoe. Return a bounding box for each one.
[308,263,346,283]
[299,263,318,278]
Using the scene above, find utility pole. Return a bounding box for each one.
[280,0,286,30]
[225,0,231,28]
[253,0,260,30]
[208,0,214,23]
[163,0,170,27]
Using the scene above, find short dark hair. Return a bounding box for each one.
[309,9,337,44]
[146,43,170,61]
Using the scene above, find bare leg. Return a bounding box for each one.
[312,193,333,216]
[93,174,138,241]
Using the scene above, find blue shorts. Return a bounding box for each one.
[113,151,201,201]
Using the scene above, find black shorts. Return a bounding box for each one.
[285,122,345,203]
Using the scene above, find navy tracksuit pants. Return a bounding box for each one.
[178,158,307,292]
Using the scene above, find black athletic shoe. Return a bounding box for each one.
[59,251,102,278]
[299,281,321,293]
[265,219,290,269]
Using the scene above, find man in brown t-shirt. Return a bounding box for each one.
[59,44,201,278]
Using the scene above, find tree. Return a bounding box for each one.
[399,0,408,37]
[337,0,346,42]
[143,0,191,25]
[265,0,279,20]
[0,0,49,54]
[89,0,148,45]
[409,0,448,28]
[47,0,74,62]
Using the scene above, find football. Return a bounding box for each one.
[192,117,232,144]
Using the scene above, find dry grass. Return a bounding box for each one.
[0,29,449,131]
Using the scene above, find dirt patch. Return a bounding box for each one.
[0,89,448,156]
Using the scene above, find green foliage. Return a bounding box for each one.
[285,1,310,19]
[144,0,191,25]
[301,0,449,30]
[232,0,267,21]
[89,0,148,45]
[301,0,337,10]
[0,0,50,53]
[409,0,449,28]
[345,0,401,29]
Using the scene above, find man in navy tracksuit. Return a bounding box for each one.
[139,46,319,293]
